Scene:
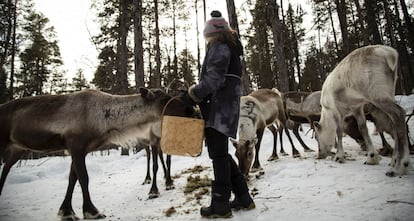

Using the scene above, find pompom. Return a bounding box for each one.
[210,10,222,18]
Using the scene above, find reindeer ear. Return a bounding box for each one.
[230,138,238,147]
[139,87,149,96]
[140,87,157,100]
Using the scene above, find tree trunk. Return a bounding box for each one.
[116,0,129,95]
[365,0,382,44]
[382,0,396,47]
[226,0,250,95]
[154,0,162,88]
[334,0,350,56]
[202,0,206,22]
[399,0,414,51]
[133,0,145,90]
[268,0,289,92]
[353,0,369,45]
[288,4,302,90]
[393,0,414,94]
[172,2,178,80]
[327,0,340,57]
[195,0,201,78]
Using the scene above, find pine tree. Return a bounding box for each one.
[178,48,196,86]
[92,46,117,92]
[15,2,63,97]
[72,69,90,91]
[245,0,273,89]
[0,0,16,102]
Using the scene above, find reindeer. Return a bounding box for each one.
[283,91,321,152]
[314,45,411,177]
[284,91,392,155]
[140,80,191,198]
[0,88,195,220]
[231,88,299,177]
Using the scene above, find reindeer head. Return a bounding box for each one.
[139,87,196,118]
[231,137,258,178]
[313,119,336,159]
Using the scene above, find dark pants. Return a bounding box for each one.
[205,128,249,199]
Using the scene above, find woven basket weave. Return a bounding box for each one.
[161,115,205,157]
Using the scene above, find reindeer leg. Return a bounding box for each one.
[142,146,151,185]
[59,163,80,221]
[251,128,264,172]
[375,102,411,176]
[293,123,313,152]
[378,132,393,156]
[353,107,380,165]
[164,154,174,190]
[158,147,168,178]
[334,124,346,163]
[278,126,288,156]
[0,145,25,195]
[267,125,279,161]
[148,144,160,199]
[285,128,300,158]
[157,143,174,190]
[70,152,105,219]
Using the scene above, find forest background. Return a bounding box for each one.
[1,0,414,102]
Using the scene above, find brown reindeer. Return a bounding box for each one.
[0,88,195,220]
[140,79,189,197]
[314,45,411,176]
[231,88,299,177]
[283,91,321,152]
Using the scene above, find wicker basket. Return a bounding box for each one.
[160,115,205,157]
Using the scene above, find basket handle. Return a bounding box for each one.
[161,95,181,117]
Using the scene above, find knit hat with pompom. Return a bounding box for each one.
[203,10,231,38]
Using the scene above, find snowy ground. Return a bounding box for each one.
[1,95,414,221]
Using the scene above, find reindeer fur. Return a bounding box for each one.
[0,88,194,220]
[314,45,411,177]
[231,88,298,177]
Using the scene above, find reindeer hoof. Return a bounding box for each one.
[166,184,175,190]
[250,167,262,173]
[317,153,327,159]
[385,170,396,177]
[334,156,345,163]
[58,209,80,221]
[148,191,160,199]
[61,215,80,221]
[267,156,279,161]
[142,178,151,185]
[83,211,106,220]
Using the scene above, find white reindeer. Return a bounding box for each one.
[314,45,411,176]
[0,88,195,220]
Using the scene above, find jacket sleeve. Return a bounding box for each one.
[189,43,231,102]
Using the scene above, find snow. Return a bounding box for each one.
[1,95,414,221]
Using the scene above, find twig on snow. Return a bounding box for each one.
[386,200,414,206]
[254,196,282,200]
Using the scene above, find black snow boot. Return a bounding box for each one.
[200,182,232,218]
[230,193,255,210]
[229,156,256,210]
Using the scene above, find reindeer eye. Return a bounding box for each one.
[247,150,253,157]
